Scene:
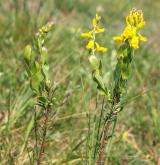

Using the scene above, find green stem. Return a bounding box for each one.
[34,107,38,162]
[94,97,104,160]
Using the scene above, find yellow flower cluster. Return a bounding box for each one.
[113,9,147,49]
[81,14,107,53]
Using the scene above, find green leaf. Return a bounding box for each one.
[35,61,41,71]
[120,62,131,80]
[41,47,48,63]
[37,38,44,50]
[99,60,103,74]
[30,62,41,75]
[37,96,47,107]
[31,71,44,93]
[42,64,49,80]
[94,72,104,89]
[93,71,108,96]
[24,45,32,60]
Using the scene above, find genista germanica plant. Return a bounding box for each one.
[23,22,57,165]
[81,9,147,165]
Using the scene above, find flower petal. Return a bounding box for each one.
[81,31,92,38]
[138,33,147,42]
[113,36,124,44]
[130,36,139,49]
[96,42,107,52]
[96,27,105,33]
[86,39,94,49]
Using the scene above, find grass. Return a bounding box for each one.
[0,0,160,164]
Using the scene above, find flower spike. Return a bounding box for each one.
[81,14,107,53]
[113,9,147,49]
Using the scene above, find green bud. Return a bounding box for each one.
[89,55,99,70]
[41,22,54,33]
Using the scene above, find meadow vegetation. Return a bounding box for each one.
[0,0,160,164]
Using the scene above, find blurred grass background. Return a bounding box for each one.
[0,0,160,164]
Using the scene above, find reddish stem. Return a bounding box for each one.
[37,108,49,165]
[97,120,112,165]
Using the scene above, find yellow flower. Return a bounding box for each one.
[126,9,145,30]
[96,43,107,52]
[130,36,139,49]
[122,130,139,151]
[113,9,147,49]
[81,31,92,38]
[138,33,147,42]
[96,27,105,33]
[137,21,145,30]
[81,14,107,53]
[122,130,129,140]
[92,18,97,28]
[113,36,124,44]
[123,25,136,39]
[86,39,94,49]
[92,14,101,27]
